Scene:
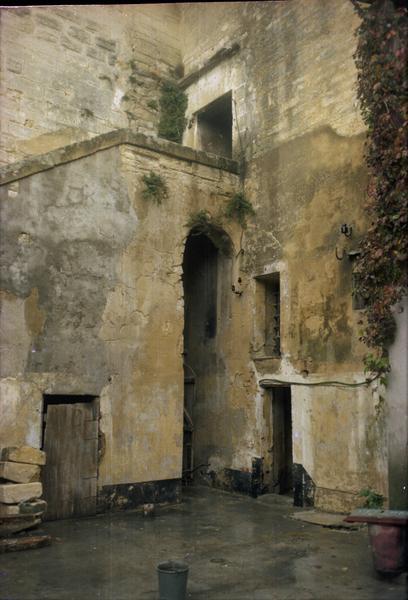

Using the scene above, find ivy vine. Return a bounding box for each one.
[351,0,408,376]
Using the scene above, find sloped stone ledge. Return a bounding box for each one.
[0,129,239,186]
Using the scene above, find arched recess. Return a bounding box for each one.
[182,224,233,484]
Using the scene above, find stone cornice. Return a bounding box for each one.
[0,129,239,186]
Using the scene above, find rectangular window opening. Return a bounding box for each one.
[259,273,281,357]
[196,91,232,158]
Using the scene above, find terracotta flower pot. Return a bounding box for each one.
[345,509,408,575]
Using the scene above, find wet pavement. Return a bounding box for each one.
[0,486,406,600]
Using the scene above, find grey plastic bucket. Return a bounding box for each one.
[157,560,189,600]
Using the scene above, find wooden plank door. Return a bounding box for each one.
[42,402,98,520]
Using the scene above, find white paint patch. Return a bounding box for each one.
[112,88,124,110]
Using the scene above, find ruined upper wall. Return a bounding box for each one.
[181,1,364,158]
[0,5,181,165]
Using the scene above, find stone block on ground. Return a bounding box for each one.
[0,534,51,553]
[0,515,41,537]
[291,510,362,530]
[0,499,47,518]
[0,482,43,504]
[1,446,46,466]
[0,461,41,483]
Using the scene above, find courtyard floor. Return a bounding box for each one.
[0,486,406,600]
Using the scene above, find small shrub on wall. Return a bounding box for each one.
[158,81,188,143]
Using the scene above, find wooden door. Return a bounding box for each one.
[42,402,98,520]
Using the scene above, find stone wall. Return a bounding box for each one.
[181,0,389,511]
[0,133,239,500]
[0,5,181,165]
[0,2,400,513]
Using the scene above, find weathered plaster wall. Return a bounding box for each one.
[0,135,239,495]
[181,0,389,511]
[0,5,181,165]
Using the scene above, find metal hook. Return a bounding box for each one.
[335,247,345,261]
[340,224,353,238]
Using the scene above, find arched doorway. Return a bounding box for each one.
[182,226,232,485]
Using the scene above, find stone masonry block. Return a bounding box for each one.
[13,7,31,17]
[68,26,91,44]
[37,30,58,45]
[0,515,41,536]
[0,482,43,504]
[6,59,23,75]
[0,461,41,484]
[86,47,104,62]
[1,446,46,465]
[0,499,47,518]
[35,13,62,32]
[85,19,99,33]
[61,35,82,54]
[95,37,116,53]
[54,8,81,25]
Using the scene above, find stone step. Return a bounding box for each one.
[0,482,43,504]
[0,534,51,553]
[0,515,41,537]
[1,446,46,466]
[0,461,41,484]
[0,500,47,518]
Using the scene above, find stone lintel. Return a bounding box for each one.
[179,42,241,89]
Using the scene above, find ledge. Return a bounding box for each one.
[179,43,240,90]
[345,509,408,526]
[0,129,239,186]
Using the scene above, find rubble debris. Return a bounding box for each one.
[0,461,41,484]
[0,446,47,542]
[0,534,51,553]
[0,482,43,504]
[1,446,46,466]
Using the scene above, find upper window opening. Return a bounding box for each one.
[196,91,232,158]
[255,272,281,358]
[264,273,281,357]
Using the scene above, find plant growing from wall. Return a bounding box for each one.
[358,488,385,509]
[224,191,255,228]
[147,99,158,111]
[158,80,188,143]
[351,0,408,377]
[186,210,217,236]
[142,172,168,205]
[186,210,231,254]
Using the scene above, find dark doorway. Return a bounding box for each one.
[182,233,219,482]
[41,394,99,520]
[269,386,293,495]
